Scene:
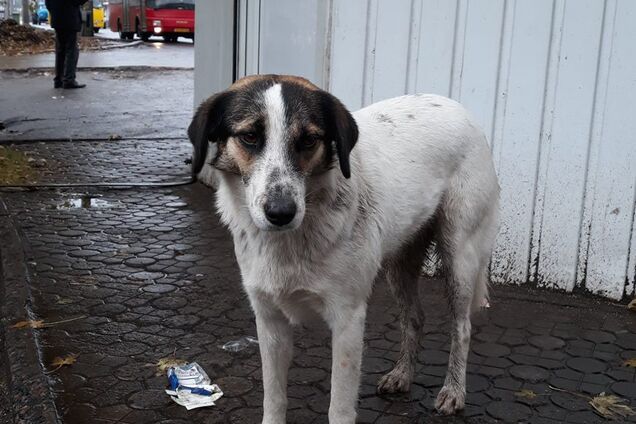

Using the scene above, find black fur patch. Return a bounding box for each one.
[188,75,359,180]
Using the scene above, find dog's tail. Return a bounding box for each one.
[471,264,490,313]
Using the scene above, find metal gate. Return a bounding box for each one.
[196,0,636,300]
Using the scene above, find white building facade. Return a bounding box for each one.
[194,0,636,300]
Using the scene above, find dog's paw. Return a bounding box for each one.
[377,368,412,394]
[434,385,465,415]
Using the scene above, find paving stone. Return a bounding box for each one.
[472,343,511,358]
[163,314,200,328]
[582,330,615,344]
[564,411,605,423]
[616,334,636,350]
[486,401,532,422]
[125,257,157,267]
[127,390,172,410]
[215,376,254,397]
[130,271,165,281]
[142,283,177,294]
[549,393,588,411]
[529,335,566,350]
[611,381,636,399]
[566,357,607,374]
[510,365,551,383]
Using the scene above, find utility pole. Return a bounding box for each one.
[21,0,29,24]
[6,0,13,19]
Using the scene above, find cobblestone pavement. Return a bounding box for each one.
[1,144,636,423]
[0,329,12,422]
[0,139,191,185]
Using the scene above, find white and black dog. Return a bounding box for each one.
[189,75,500,423]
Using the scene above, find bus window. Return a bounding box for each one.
[146,0,195,10]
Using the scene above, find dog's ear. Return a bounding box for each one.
[320,92,359,179]
[188,91,233,177]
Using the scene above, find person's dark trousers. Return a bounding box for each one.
[54,30,79,86]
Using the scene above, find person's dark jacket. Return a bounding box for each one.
[45,0,88,32]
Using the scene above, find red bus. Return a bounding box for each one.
[108,0,195,42]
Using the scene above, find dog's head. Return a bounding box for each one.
[188,75,358,231]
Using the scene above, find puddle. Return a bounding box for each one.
[54,196,116,209]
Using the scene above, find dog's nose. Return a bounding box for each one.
[264,196,297,226]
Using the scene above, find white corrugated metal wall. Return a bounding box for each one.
[203,0,636,299]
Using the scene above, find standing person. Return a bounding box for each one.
[45,0,88,89]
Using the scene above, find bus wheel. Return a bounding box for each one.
[141,33,151,42]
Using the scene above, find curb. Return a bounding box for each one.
[0,198,61,424]
[90,39,144,50]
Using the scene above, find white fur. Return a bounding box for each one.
[213,93,500,423]
[246,84,306,231]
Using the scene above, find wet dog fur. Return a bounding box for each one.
[188,74,500,424]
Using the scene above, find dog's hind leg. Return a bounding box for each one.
[434,198,498,415]
[377,229,432,394]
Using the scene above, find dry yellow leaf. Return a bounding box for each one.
[589,393,635,419]
[155,357,187,374]
[629,298,636,311]
[624,358,636,368]
[515,389,538,400]
[52,354,78,367]
[47,354,78,374]
[10,316,85,330]
[11,320,44,329]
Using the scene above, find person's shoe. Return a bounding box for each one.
[54,81,62,88]
[62,81,86,89]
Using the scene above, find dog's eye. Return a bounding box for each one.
[300,137,319,150]
[239,133,259,146]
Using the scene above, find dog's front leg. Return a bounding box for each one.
[252,298,294,424]
[327,302,367,424]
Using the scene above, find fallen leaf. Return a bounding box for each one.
[11,320,44,329]
[11,316,85,330]
[47,353,78,374]
[155,357,187,375]
[515,389,538,400]
[629,298,636,311]
[589,392,635,419]
[623,358,636,368]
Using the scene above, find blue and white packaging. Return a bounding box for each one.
[165,362,223,410]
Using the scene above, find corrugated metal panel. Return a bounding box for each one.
[234,0,636,299]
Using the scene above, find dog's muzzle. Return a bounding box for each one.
[263,194,297,227]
